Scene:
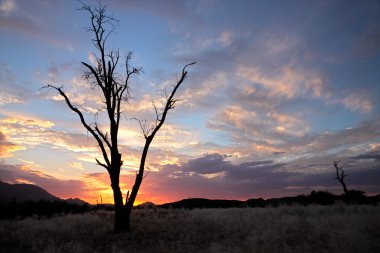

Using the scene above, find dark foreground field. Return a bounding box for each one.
[1,205,379,253]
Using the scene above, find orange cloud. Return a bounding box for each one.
[0,116,97,154]
[0,130,24,157]
[237,66,327,99]
[1,117,55,128]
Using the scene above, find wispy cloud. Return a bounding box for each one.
[0,0,74,51]
[236,66,327,99]
[0,64,31,105]
[0,0,16,15]
[0,130,24,157]
[341,92,373,113]
[0,115,96,154]
[1,0,380,202]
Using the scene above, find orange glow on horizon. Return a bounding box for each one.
[78,189,170,206]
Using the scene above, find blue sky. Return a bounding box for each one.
[1,0,379,204]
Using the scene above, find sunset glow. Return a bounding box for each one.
[1,0,380,204]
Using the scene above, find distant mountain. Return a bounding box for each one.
[136,201,157,209]
[65,198,88,205]
[0,181,88,205]
[0,180,60,202]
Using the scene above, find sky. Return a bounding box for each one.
[1,0,380,205]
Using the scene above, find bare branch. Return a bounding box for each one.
[333,160,349,196]
[82,62,104,87]
[131,118,153,138]
[149,62,196,139]
[143,170,151,180]
[125,190,130,204]
[96,158,108,170]
[152,101,162,126]
[46,1,195,233]
[94,123,112,150]
[126,62,195,211]
[43,84,111,169]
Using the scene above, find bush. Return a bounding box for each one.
[0,200,90,220]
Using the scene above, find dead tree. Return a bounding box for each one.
[44,3,194,232]
[333,160,349,197]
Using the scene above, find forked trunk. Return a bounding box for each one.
[112,186,131,232]
[111,173,131,233]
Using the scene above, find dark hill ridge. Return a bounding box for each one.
[0,181,88,205]
[0,180,59,202]
[159,191,380,209]
[159,198,244,209]
[2,180,379,209]
[0,181,90,219]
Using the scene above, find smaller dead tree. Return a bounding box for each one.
[333,160,349,197]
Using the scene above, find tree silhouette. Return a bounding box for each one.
[45,3,194,232]
[333,160,349,197]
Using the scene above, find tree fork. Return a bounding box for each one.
[44,2,195,233]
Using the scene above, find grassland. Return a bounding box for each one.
[1,204,379,253]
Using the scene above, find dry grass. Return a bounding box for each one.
[1,205,379,253]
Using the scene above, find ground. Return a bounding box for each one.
[1,205,379,253]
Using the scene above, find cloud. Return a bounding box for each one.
[208,104,309,150]
[43,75,104,114]
[219,31,234,47]
[0,111,197,176]
[0,162,87,200]
[113,0,191,21]
[1,117,54,128]
[354,23,380,58]
[0,63,31,105]
[2,146,379,205]
[182,153,230,175]
[0,130,24,157]
[0,0,16,15]
[341,92,373,113]
[350,150,380,162]
[0,115,97,154]
[286,119,380,156]
[69,162,84,171]
[206,113,380,174]
[0,0,74,51]
[136,151,379,202]
[178,71,229,109]
[169,7,377,133]
[236,66,327,99]
[2,0,380,203]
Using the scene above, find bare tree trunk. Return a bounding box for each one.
[121,63,194,232]
[334,160,350,202]
[44,2,194,234]
[113,194,129,232]
[110,171,130,232]
[341,180,349,196]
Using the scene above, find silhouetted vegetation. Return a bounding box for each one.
[160,191,380,209]
[0,200,90,220]
[334,160,350,196]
